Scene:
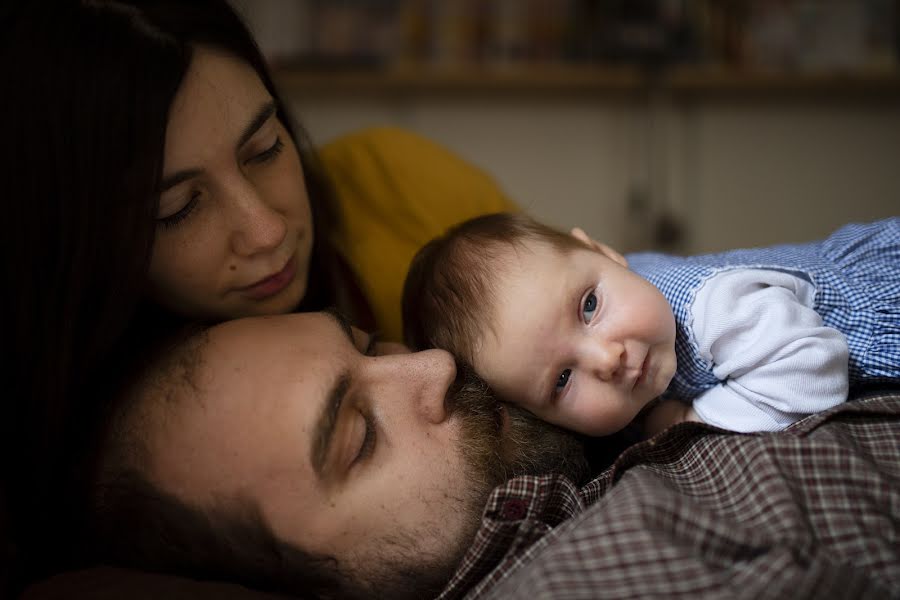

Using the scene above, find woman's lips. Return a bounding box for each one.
[239,256,297,300]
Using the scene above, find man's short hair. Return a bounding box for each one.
[402,211,589,362]
[85,326,358,599]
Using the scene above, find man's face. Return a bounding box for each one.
[139,312,585,595]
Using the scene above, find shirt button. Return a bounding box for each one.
[500,499,528,521]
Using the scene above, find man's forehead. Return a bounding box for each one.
[143,316,337,496]
[197,313,352,401]
[211,311,358,354]
[131,325,210,407]
[208,313,332,353]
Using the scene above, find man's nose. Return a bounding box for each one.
[583,338,625,380]
[372,348,456,424]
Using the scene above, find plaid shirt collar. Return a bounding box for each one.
[436,472,605,600]
[436,389,900,599]
[439,417,742,600]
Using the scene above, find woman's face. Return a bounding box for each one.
[149,46,313,319]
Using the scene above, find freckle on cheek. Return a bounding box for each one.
[229,264,237,271]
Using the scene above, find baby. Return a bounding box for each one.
[402,212,899,436]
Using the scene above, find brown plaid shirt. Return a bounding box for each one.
[438,389,900,599]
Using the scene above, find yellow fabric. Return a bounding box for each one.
[320,127,518,342]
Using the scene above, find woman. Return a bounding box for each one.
[2,0,514,593]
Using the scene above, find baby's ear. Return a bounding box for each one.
[570,227,628,268]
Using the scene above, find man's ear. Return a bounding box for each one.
[570,227,628,268]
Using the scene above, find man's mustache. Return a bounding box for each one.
[445,361,504,435]
[446,360,592,485]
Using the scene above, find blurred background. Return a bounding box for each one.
[230,0,900,253]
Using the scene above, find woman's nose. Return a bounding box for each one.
[371,348,456,425]
[227,182,287,256]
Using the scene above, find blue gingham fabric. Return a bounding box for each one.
[626,218,900,401]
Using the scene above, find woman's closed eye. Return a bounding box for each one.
[158,190,200,229]
[246,136,284,165]
[158,137,284,230]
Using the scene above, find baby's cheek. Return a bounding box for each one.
[559,407,600,435]
[469,359,515,401]
[562,393,628,437]
[527,401,581,433]
[501,384,549,425]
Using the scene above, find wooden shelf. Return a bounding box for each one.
[273,64,644,95]
[662,66,900,97]
[273,64,900,99]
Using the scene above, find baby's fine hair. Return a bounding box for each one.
[402,212,589,363]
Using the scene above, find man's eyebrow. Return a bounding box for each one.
[158,100,277,193]
[311,371,351,479]
[323,307,356,346]
[310,309,358,478]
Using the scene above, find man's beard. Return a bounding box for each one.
[449,363,590,490]
[359,364,589,600]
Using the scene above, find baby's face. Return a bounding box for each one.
[475,240,676,436]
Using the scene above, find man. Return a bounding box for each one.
[90,311,589,599]
[89,312,900,599]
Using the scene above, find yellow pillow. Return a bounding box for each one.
[320,127,518,341]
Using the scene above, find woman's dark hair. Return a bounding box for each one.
[1,0,351,590]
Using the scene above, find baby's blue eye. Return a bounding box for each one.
[582,292,598,323]
[555,369,572,391]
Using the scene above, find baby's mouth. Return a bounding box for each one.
[633,352,652,390]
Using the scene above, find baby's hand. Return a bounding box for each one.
[642,399,699,437]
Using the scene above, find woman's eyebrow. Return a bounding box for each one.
[159,168,202,193]
[237,100,276,149]
[158,100,276,193]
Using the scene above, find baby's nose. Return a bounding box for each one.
[587,340,625,380]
